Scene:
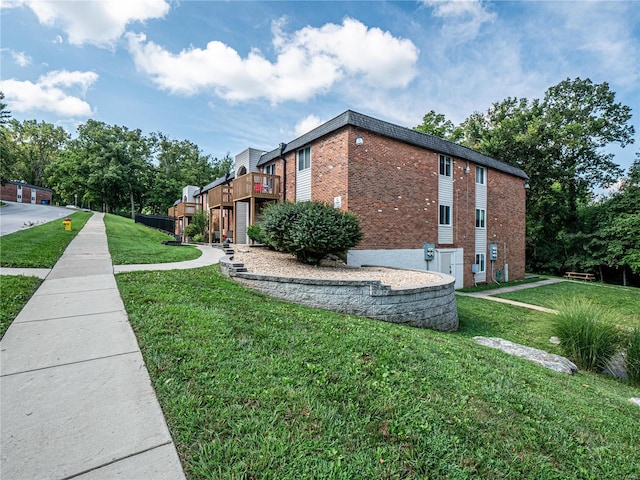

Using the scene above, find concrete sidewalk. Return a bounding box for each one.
[1,213,186,480]
[456,278,565,314]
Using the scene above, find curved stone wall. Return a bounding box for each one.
[219,256,458,332]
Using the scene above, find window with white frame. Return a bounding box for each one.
[475,208,486,228]
[475,253,486,272]
[297,146,311,171]
[263,164,276,175]
[439,154,452,177]
[439,204,451,225]
[476,165,486,185]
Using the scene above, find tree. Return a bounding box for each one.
[0,91,13,183]
[448,78,635,273]
[414,110,463,142]
[7,119,68,187]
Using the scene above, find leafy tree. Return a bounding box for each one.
[260,201,362,265]
[6,119,68,187]
[414,110,463,142]
[147,133,233,214]
[449,78,635,273]
[0,92,13,183]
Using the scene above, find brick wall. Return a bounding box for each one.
[0,182,53,204]
[266,126,526,286]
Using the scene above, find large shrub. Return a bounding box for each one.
[184,210,207,238]
[625,327,640,385]
[552,297,623,371]
[260,201,362,265]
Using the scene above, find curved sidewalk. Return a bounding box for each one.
[1,213,187,480]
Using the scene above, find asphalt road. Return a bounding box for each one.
[0,201,76,236]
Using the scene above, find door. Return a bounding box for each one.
[438,252,453,275]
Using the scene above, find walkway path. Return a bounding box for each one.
[0,213,195,480]
[456,278,565,314]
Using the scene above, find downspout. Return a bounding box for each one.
[279,142,287,202]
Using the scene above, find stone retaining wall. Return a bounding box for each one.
[219,256,458,332]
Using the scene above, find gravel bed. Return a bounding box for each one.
[232,247,440,288]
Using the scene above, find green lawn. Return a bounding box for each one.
[0,211,92,268]
[117,266,640,480]
[104,214,201,265]
[494,282,640,329]
[0,275,42,338]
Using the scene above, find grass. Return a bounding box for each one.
[0,211,92,267]
[0,275,42,338]
[494,282,640,329]
[116,266,640,479]
[104,214,201,265]
[626,328,640,386]
[552,297,624,371]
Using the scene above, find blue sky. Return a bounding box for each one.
[1,0,639,176]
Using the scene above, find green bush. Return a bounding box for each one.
[260,201,362,265]
[247,224,267,244]
[625,327,640,385]
[184,210,207,238]
[552,297,623,371]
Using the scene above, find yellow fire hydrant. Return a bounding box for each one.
[63,217,72,231]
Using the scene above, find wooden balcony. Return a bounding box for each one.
[172,202,197,218]
[208,184,233,209]
[233,173,280,201]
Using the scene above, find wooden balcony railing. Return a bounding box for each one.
[171,202,197,218]
[233,173,280,201]
[208,184,233,209]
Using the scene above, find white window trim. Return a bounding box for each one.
[475,253,486,272]
[297,146,311,171]
[475,208,486,229]
[476,165,486,185]
[439,154,452,177]
[439,204,451,225]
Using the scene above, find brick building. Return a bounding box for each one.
[1,180,53,205]
[202,110,528,288]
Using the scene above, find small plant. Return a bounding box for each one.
[192,233,203,243]
[247,224,267,244]
[625,327,640,385]
[552,297,623,371]
[184,210,207,239]
[260,201,362,265]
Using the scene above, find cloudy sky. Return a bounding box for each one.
[1,0,638,172]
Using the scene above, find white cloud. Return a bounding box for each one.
[125,17,419,104]
[294,114,324,137]
[0,70,98,116]
[0,48,32,67]
[422,0,495,42]
[14,0,170,47]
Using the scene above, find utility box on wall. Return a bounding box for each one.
[424,243,435,261]
[489,243,498,261]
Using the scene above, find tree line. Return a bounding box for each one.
[0,92,232,218]
[415,78,638,284]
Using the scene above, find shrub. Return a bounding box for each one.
[192,234,203,243]
[552,297,623,371]
[260,201,362,265]
[247,224,267,244]
[184,210,207,238]
[625,327,640,385]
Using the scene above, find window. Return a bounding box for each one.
[297,146,311,171]
[263,164,276,175]
[476,166,486,185]
[475,208,485,228]
[439,205,451,225]
[475,253,486,272]
[439,154,452,177]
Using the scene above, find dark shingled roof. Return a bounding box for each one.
[197,171,236,195]
[257,110,528,180]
